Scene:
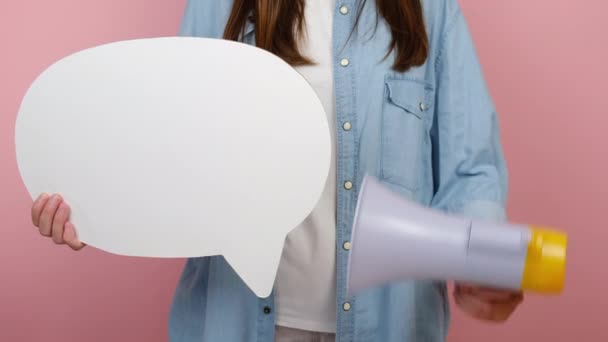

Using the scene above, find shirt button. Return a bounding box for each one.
[343,302,352,311]
[343,241,352,251]
[344,181,353,190]
[340,58,350,67]
[419,102,427,111]
[343,121,352,131]
[263,306,271,314]
[340,5,349,15]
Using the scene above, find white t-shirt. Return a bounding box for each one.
[274,0,338,334]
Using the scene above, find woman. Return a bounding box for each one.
[30,0,524,341]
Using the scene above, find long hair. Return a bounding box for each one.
[223,0,429,72]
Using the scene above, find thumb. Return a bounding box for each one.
[63,222,86,251]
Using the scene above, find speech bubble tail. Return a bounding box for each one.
[224,237,285,299]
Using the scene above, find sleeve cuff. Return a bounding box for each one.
[461,200,507,222]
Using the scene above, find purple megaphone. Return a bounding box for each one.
[346,175,567,296]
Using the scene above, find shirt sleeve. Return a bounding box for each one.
[178,0,199,36]
[177,0,229,38]
[430,5,509,222]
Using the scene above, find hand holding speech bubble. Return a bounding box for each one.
[15,37,331,298]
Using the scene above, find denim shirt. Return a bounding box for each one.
[169,1,508,341]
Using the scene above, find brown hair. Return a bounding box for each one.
[223,0,429,72]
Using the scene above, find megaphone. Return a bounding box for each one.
[346,175,567,297]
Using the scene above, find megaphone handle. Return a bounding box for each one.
[462,222,531,291]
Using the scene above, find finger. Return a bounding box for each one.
[454,288,492,319]
[38,194,63,236]
[455,283,522,303]
[51,202,71,244]
[31,193,50,227]
[454,289,521,322]
[469,289,521,303]
[455,284,524,306]
[63,222,86,251]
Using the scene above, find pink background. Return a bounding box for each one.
[0,0,606,341]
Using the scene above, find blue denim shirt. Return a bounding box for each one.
[169,1,508,341]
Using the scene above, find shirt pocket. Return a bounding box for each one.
[380,76,434,192]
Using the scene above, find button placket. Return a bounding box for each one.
[334,1,357,329]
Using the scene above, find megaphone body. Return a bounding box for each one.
[346,175,567,297]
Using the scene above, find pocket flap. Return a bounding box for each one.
[385,77,434,118]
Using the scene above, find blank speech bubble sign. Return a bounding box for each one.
[15,37,331,298]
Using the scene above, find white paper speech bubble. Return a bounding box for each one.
[15,37,331,298]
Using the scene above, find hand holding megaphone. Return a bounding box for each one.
[346,175,567,296]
